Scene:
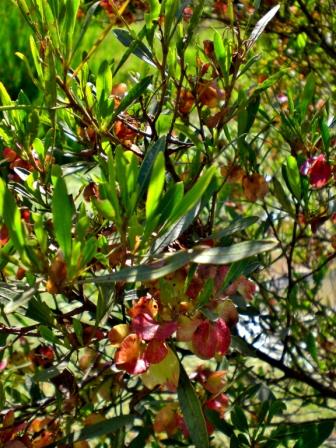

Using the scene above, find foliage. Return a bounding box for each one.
[0,0,335,447]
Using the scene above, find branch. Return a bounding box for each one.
[238,336,336,399]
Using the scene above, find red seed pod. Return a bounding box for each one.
[3,147,18,162]
[30,345,55,368]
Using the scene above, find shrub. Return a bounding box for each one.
[0,1,335,446]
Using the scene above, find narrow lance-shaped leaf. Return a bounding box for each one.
[299,72,315,120]
[96,60,113,104]
[0,178,26,254]
[285,155,301,201]
[210,216,259,240]
[42,0,60,48]
[246,5,280,50]
[29,36,44,84]
[4,287,37,314]
[165,166,216,229]
[177,363,209,448]
[150,202,201,256]
[114,75,152,117]
[214,31,231,82]
[63,0,81,61]
[191,239,278,264]
[137,137,166,201]
[113,28,155,68]
[82,239,277,284]
[272,177,295,215]
[60,415,135,444]
[52,171,73,262]
[73,1,101,57]
[146,152,165,221]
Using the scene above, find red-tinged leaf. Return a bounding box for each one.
[132,313,177,341]
[0,225,9,247]
[153,403,179,436]
[192,320,217,359]
[204,370,227,395]
[216,299,239,328]
[144,340,168,364]
[177,316,202,342]
[2,147,17,162]
[131,313,160,341]
[215,319,231,355]
[205,393,229,418]
[108,324,130,346]
[128,296,159,318]
[115,334,149,374]
[155,321,177,341]
[236,276,256,301]
[141,348,180,390]
[300,154,332,189]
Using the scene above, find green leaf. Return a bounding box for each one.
[39,325,64,346]
[0,178,26,254]
[146,152,165,221]
[165,167,216,228]
[231,406,248,432]
[293,421,334,448]
[150,202,200,256]
[42,0,60,48]
[81,237,97,267]
[96,60,113,104]
[238,94,260,137]
[211,216,259,240]
[44,42,57,114]
[113,28,155,68]
[83,249,194,284]
[137,137,166,201]
[306,333,318,363]
[114,75,152,116]
[26,297,54,325]
[83,239,277,284]
[52,170,73,262]
[254,69,288,94]
[0,382,5,409]
[92,198,116,220]
[177,363,209,448]
[319,118,330,152]
[4,287,37,314]
[157,182,184,226]
[61,415,135,444]
[63,0,80,61]
[163,0,179,41]
[213,31,231,79]
[33,365,66,382]
[285,156,301,201]
[220,258,259,291]
[29,36,44,83]
[196,278,214,308]
[300,73,315,120]
[73,1,101,57]
[73,318,84,346]
[95,285,115,326]
[272,177,295,215]
[205,409,234,437]
[246,5,280,50]
[191,239,278,264]
[271,420,334,447]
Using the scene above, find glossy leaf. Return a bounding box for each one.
[177,363,209,448]
[52,171,73,262]
[62,415,135,444]
[246,5,280,50]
